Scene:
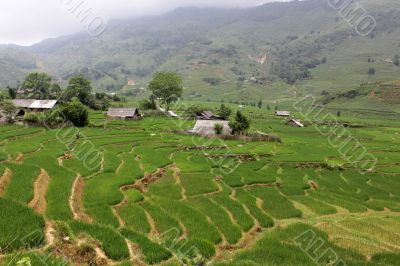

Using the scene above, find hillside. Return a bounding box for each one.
[1,0,400,102]
[321,81,400,113]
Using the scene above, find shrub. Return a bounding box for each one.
[61,98,89,127]
[229,111,250,135]
[23,112,41,123]
[214,124,223,135]
[368,67,376,75]
[217,104,232,120]
[203,77,221,86]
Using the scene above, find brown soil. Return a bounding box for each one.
[125,165,171,193]
[145,210,159,238]
[28,169,50,215]
[127,241,146,266]
[0,168,12,196]
[15,153,24,163]
[69,175,93,223]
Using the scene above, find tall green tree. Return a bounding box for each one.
[148,72,183,110]
[64,75,94,107]
[61,98,89,127]
[21,72,52,99]
[218,104,232,120]
[0,100,17,123]
[258,99,263,109]
[229,111,250,135]
[50,83,62,99]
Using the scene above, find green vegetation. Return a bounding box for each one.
[0,198,45,252]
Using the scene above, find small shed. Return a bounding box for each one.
[190,120,232,136]
[196,111,224,120]
[275,111,290,117]
[107,108,142,120]
[12,99,58,118]
[286,119,304,128]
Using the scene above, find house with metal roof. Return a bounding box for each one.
[11,99,58,118]
[12,99,58,110]
[107,108,142,120]
[196,111,224,121]
[286,119,304,128]
[275,111,290,117]
[189,120,232,136]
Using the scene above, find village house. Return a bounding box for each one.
[190,120,232,136]
[275,111,290,117]
[286,119,304,128]
[12,99,58,118]
[196,111,224,121]
[107,108,142,120]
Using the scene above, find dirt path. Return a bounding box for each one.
[69,175,93,223]
[126,240,146,266]
[43,221,56,249]
[145,210,159,238]
[0,168,12,196]
[112,206,126,228]
[28,169,50,215]
[15,153,24,163]
[172,166,187,200]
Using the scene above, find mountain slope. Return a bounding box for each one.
[1,0,400,102]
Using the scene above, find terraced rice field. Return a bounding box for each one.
[0,108,399,266]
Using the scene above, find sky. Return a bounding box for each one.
[0,0,273,46]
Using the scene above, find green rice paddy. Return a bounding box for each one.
[0,103,399,265]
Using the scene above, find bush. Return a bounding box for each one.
[214,124,223,135]
[23,112,41,123]
[218,104,232,120]
[140,98,157,110]
[61,98,89,127]
[203,77,221,86]
[229,111,250,135]
[368,67,376,75]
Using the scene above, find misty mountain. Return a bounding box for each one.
[1,0,400,101]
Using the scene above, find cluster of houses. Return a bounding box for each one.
[0,98,304,133]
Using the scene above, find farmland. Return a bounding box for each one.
[0,102,399,266]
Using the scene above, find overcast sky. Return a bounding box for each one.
[0,0,277,46]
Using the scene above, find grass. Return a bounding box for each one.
[188,196,242,244]
[0,198,45,252]
[249,187,303,219]
[120,228,172,265]
[0,103,399,264]
[69,221,130,261]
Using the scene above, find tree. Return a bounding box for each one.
[64,75,94,107]
[257,99,263,109]
[7,86,17,99]
[337,111,341,117]
[0,100,17,123]
[21,72,52,99]
[218,104,232,120]
[368,68,376,75]
[148,72,183,110]
[229,111,250,135]
[50,83,62,99]
[214,124,223,135]
[61,98,89,127]
[394,55,400,66]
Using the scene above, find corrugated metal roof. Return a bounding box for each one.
[275,111,290,116]
[287,119,304,127]
[107,108,139,117]
[190,120,232,136]
[12,99,35,108]
[12,99,57,109]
